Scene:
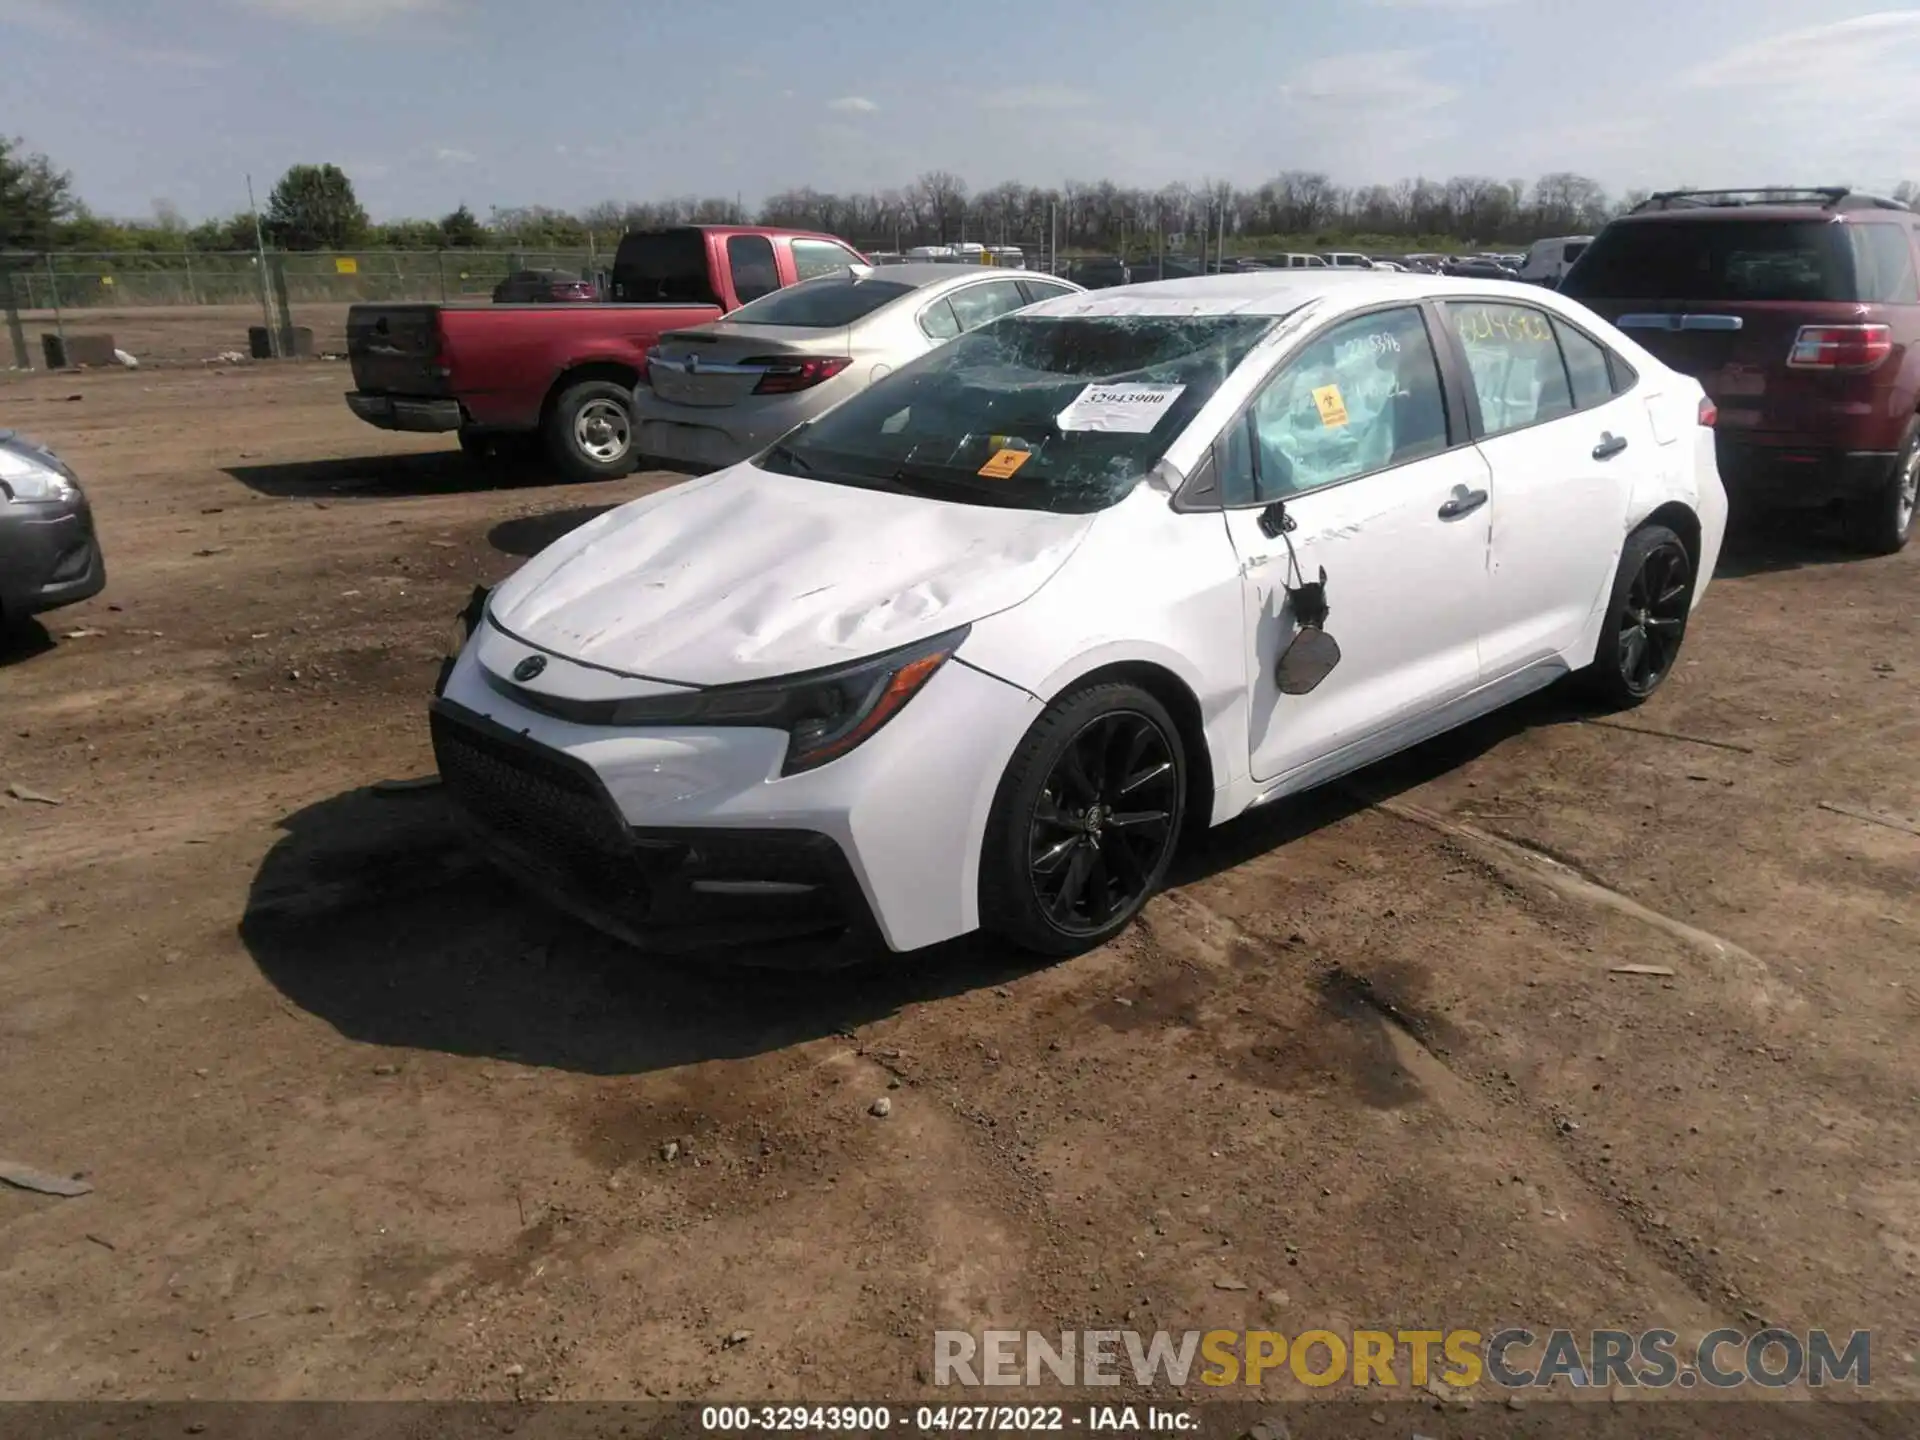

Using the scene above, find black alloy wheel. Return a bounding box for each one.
[1027,709,1181,937]
[1581,522,1694,709]
[1617,535,1692,698]
[981,682,1188,955]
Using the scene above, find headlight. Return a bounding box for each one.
[607,626,968,774]
[0,445,77,503]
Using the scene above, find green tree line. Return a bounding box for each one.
[11,140,1919,260]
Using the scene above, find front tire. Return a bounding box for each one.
[545,380,635,482]
[1843,420,1918,555]
[1580,523,1695,710]
[979,682,1186,956]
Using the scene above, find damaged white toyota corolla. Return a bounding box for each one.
[431,272,1727,960]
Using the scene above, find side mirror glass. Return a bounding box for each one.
[1276,627,1341,695]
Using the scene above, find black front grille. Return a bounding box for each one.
[429,705,651,921]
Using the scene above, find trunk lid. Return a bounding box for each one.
[646,324,848,408]
[348,304,444,395]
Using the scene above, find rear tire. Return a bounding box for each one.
[1843,420,1918,556]
[545,380,635,482]
[1579,523,1695,710]
[979,682,1186,956]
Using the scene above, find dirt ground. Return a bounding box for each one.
[11,305,361,367]
[0,361,1915,1414]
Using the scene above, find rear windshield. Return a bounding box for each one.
[721,277,915,327]
[610,229,717,304]
[757,314,1277,513]
[1561,219,1856,302]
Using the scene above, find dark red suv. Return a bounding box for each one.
[1560,187,1920,553]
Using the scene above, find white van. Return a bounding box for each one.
[1520,235,1593,285]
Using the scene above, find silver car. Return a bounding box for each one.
[632,263,1083,472]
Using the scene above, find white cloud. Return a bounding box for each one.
[1366,0,1517,7]
[1684,10,1920,89]
[433,146,477,164]
[827,95,879,114]
[976,85,1094,111]
[0,0,96,38]
[235,0,451,25]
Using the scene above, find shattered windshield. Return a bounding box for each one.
[756,313,1278,512]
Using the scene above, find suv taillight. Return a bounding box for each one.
[1787,324,1892,371]
[1698,396,1717,427]
[749,356,852,395]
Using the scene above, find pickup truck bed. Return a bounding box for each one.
[342,225,869,481]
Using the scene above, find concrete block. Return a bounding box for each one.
[41,332,118,368]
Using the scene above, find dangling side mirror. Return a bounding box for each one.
[1274,565,1341,695]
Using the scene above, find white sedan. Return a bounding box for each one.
[431,272,1727,960]
[633,263,1083,472]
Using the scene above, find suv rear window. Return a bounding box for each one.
[610,229,717,304]
[1563,220,1857,302]
[722,276,914,327]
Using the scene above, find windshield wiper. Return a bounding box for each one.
[887,465,1029,508]
[763,442,814,473]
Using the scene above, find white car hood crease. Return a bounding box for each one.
[488,464,1096,685]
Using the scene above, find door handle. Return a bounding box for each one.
[1593,432,1629,460]
[1437,487,1488,519]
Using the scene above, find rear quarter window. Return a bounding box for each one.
[1848,224,1920,304]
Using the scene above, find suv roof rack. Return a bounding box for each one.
[1631,187,1911,214]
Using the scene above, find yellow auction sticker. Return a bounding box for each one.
[978,448,1032,479]
[1312,384,1349,428]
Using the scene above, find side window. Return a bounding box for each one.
[1223,305,1450,503]
[1848,225,1920,304]
[918,297,962,340]
[792,238,858,282]
[1606,350,1638,396]
[1553,317,1614,411]
[1444,302,1574,438]
[946,280,1031,332]
[727,235,779,303]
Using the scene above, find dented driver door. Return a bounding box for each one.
[1213,302,1494,792]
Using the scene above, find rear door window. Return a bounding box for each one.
[1847,224,1919,304]
[1562,220,1856,302]
[1444,301,1574,438]
[727,234,780,303]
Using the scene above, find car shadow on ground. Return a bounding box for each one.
[488,505,617,558]
[1714,512,1874,579]
[241,686,1596,1078]
[224,450,553,500]
[0,619,56,668]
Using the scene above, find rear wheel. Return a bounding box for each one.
[980,683,1186,956]
[1580,523,1694,709]
[545,380,635,482]
[1843,420,1918,555]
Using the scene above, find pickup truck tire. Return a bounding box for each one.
[546,380,636,482]
[1843,420,1919,556]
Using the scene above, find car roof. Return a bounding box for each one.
[1608,206,1900,227]
[1018,270,1550,318]
[809,262,1069,289]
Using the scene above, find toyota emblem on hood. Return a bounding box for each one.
[511,654,548,682]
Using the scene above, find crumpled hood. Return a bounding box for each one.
[488,464,1095,685]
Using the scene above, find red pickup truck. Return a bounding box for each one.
[344,225,868,481]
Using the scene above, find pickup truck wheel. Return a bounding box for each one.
[1843,421,1918,555]
[547,381,635,482]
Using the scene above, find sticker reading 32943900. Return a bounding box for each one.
[1055,383,1187,434]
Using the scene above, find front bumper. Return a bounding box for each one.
[0,499,106,619]
[432,627,1041,955]
[345,391,464,433]
[1714,438,1899,508]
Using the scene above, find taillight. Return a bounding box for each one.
[1787,324,1892,370]
[1697,396,1718,427]
[749,356,852,395]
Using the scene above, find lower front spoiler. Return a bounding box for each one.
[429,699,887,967]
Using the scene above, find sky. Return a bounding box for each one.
[5,0,1920,222]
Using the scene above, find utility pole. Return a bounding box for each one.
[246,173,277,358]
